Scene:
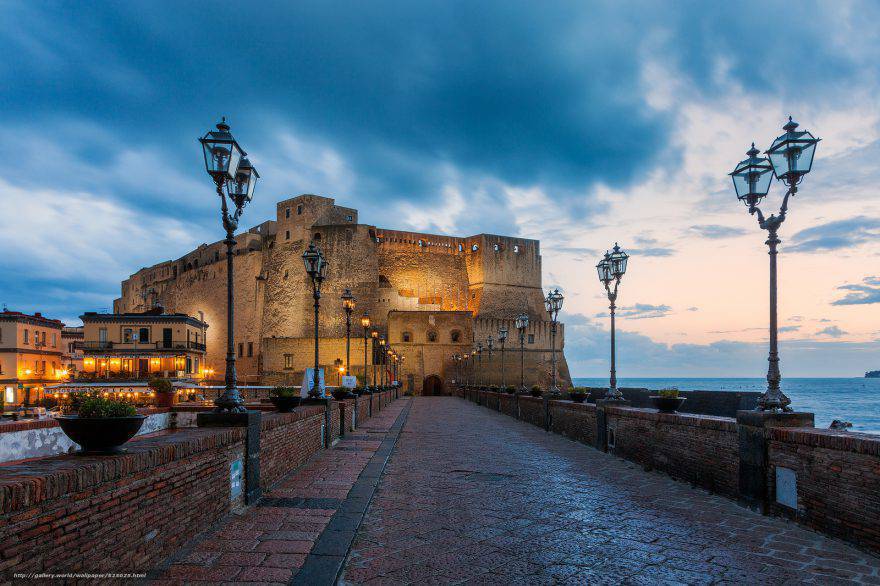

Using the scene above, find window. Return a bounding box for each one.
[458,244,463,252]
[99,328,107,343]
[52,333,57,347]
[285,207,291,219]
[297,204,303,215]
[123,328,132,343]
[402,332,412,343]
[214,251,219,261]
[194,358,199,373]
[23,329,29,344]
[285,230,290,240]
[528,334,535,344]
[427,331,437,342]
[471,244,479,251]
[284,354,293,369]
[451,330,461,343]
[346,215,353,221]
[247,342,253,357]
[493,243,500,252]
[513,245,520,253]
[313,232,321,241]
[42,331,47,345]
[139,328,150,343]
[238,343,244,358]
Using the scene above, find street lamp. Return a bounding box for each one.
[498,327,508,389]
[544,289,564,395]
[378,335,386,387]
[452,353,460,385]
[341,289,355,381]
[360,312,371,388]
[597,244,628,401]
[370,330,378,389]
[730,117,819,412]
[470,349,477,386]
[476,342,484,387]
[198,118,258,412]
[302,241,329,399]
[486,336,494,386]
[515,313,529,393]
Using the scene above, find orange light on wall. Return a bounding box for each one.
[109,358,121,371]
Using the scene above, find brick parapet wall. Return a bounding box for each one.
[0,392,399,576]
[458,390,880,556]
[768,428,880,553]
[499,393,517,417]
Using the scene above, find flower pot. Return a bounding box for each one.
[650,396,686,413]
[154,391,175,408]
[270,396,301,413]
[569,393,587,403]
[56,415,146,454]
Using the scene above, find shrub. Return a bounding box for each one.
[148,378,174,394]
[78,397,137,418]
[489,385,500,392]
[658,387,680,398]
[531,385,542,393]
[271,386,299,398]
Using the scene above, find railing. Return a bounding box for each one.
[75,340,205,352]
[76,341,114,350]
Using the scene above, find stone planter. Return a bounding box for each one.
[56,415,146,454]
[650,396,686,413]
[332,389,354,401]
[569,393,587,403]
[270,396,301,413]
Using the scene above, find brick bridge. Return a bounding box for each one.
[158,397,878,584]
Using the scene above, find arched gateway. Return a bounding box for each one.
[422,375,444,396]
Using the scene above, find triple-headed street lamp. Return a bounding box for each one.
[198,118,259,412]
[515,313,529,392]
[596,244,629,401]
[729,116,819,412]
[341,289,355,381]
[544,289,564,395]
[302,242,329,399]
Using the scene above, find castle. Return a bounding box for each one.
[114,194,571,394]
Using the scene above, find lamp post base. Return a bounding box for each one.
[603,387,626,401]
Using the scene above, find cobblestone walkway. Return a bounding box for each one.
[340,397,880,585]
[159,399,408,584]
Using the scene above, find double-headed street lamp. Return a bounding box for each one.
[544,289,564,395]
[515,314,529,392]
[729,117,819,412]
[341,289,355,380]
[302,242,329,399]
[199,118,259,412]
[360,312,371,387]
[498,327,508,389]
[596,244,629,401]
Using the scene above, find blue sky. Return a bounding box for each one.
[1,1,879,376]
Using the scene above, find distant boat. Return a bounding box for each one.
[867,371,880,379]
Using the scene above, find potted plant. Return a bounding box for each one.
[650,388,686,413]
[149,378,175,408]
[333,386,354,401]
[529,385,543,397]
[504,386,516,395]
[270,386,301,412]
[56,396,145,454]
[489,385,500,393]
[568,387,587,403]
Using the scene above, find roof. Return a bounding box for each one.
[0,311,64,328]
[80,308,208,328]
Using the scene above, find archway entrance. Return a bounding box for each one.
[422,375,444,396]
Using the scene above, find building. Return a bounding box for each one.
[77,307,209,381]
[114,194,570,394]
[0,310,65,407]
[61,326,84,375]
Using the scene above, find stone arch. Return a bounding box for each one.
[422,374,444,396]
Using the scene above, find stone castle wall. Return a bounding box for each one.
[115,194,572,393]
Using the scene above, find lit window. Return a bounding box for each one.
[284,354,293,369]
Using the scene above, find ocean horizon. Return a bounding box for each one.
[572,377,880,435]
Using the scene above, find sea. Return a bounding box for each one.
[572,377,880,435]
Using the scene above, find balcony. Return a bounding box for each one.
[75,340,205,353]
[76,341,114,351]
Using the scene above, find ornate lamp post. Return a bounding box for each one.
[476,343,484,387]
[486,336,494,386]
[515,313,529,392]
[596,244,628,400]
[544,289,564,395]
[498,327,508,389]
[462,353,470,386]
[370,330,378,388]
[302,242,329,399]
[378,335,386,387]
[360,312,371,387]
[730,117,819,412]
[341,289,355,380]
[452,353,460,385]
[198,118,258,412]
[470,349,477,386]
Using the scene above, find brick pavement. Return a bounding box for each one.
[340,397,880,585]
[158,398,408,584]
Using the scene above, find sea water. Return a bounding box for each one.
[572,377,880,435]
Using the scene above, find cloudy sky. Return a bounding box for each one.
[1,1,879,377]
